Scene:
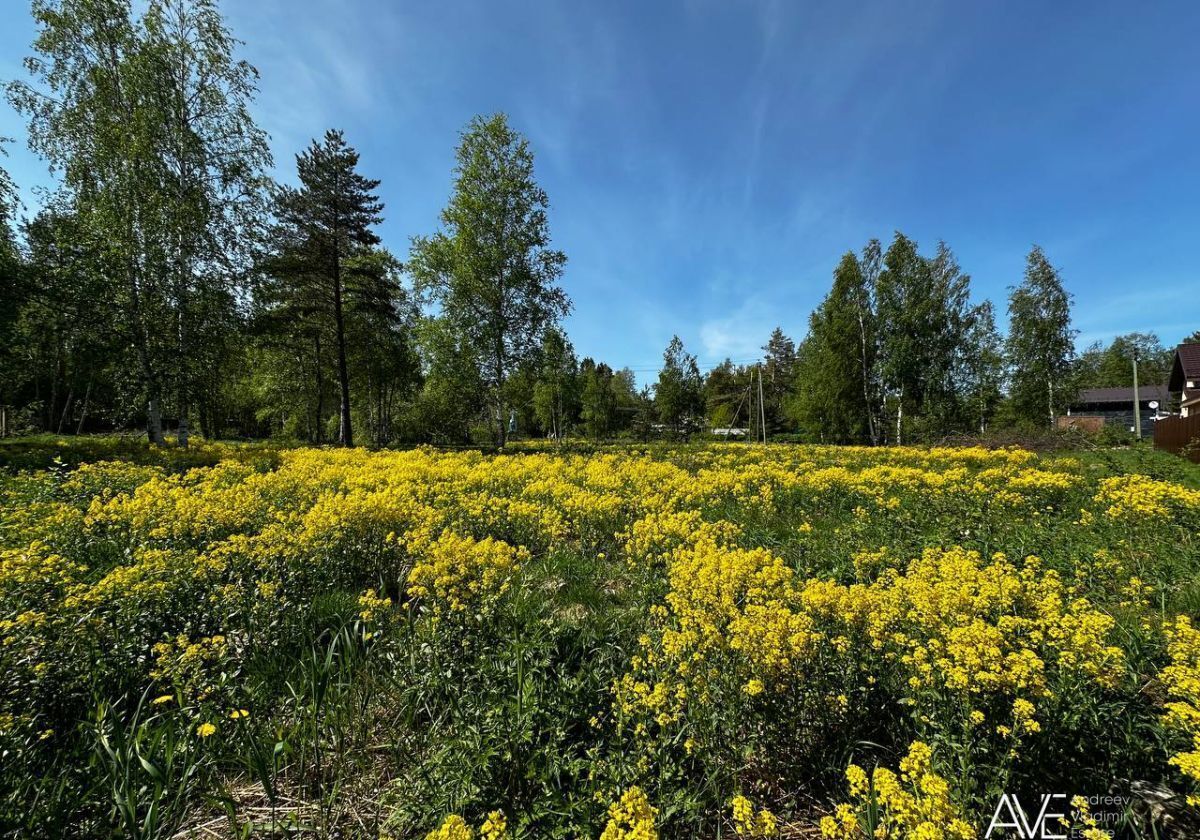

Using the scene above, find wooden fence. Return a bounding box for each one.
[1154,414,1200,463]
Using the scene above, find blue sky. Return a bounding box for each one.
[2,0,1198,383]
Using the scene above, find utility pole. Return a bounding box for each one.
[758,363,767,444]
[1132,349,1141,439]
[747,370,755,443]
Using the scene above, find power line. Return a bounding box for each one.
[601,358,765,374]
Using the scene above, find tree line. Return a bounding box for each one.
[0,1,1192,448]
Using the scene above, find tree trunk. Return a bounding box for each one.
[495,343,507,448]
[333,265,353,448]
[48,348,60,433]
[76,380,91,436]
[313,335,325,444]
[57,385,74,434]
[176,378,190,446]
[857,311,876,446]
[147,394,165,446]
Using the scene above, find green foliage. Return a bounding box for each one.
[703,359,748,430]
[415,317,486,444]
[1006,245,1077,428]
[761,328,798,433]
[653,335,703,437]
[7,0,271,445]
[876,235,973,441]
[91,690,206,840]
[409,113,571,446]
[580,359,618,439]
[532,328,579,438]
[960,300,1005,434]
[259,130,389,447]
[1076,332,1174,389]
[791,252,876,443]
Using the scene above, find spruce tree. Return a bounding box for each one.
[762,328,797,432]
[793,252,875,443]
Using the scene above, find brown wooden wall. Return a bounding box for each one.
[1154,414,1200,463]
[1057,416,1105,434]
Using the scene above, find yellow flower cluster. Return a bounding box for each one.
[599,787,658,840]
[1094,474,1200,521]
[406,530,528,615]
[151,634,229,700]
[423,811,507,840]
[1,440,1196,832]
[619,543,1124,740]
[820,741,974,839]
[1162,615,1200,805]
[425,815,474,840]
[358,588,392,623]
[731,795,778,837]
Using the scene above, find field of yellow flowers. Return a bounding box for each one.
[2,439,1200,838]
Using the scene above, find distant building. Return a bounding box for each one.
[1168,343,1200,417]
[1066,384,1170,437]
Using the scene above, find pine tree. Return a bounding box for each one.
[1006,245,1077,428]
[263,130,387,447]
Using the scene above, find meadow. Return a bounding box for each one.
[1,438,1199,839]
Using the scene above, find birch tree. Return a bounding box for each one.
[409,113,569,447]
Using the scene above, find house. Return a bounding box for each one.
[1065,384,1170,437]
[1168,343,1200,417]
